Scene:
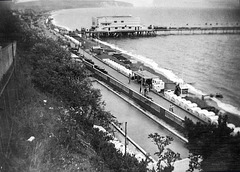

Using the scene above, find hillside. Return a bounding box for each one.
[14,0,133,11]
[0,7,148,172]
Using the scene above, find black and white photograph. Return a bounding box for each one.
[1,0,240,171]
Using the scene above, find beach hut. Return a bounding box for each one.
[186,103,198,111]
[189,106,200,114]
[174,96,183,106]
[164,91,173,100]
[191,107,201,118]
[104,59,132,76]
[170,94,178,103]
[64,35,81,46]
[232,127,240,136]
[179,99,188,108]
[203,111,215,123]
[198,109,209,122]
[183,100,192,110]
[203,111,214,118]
[227,123,236,129]
[209,116,219,125]
[91,46,103,55]
[207,111,216,117]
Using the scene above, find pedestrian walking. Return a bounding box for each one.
[169,104,174,112]
[128,73,131,84]
[144,87,147,96]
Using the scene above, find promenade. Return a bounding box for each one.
[79,45,202,125]
[80,47,194,172]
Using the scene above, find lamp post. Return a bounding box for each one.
[124,122,127,156]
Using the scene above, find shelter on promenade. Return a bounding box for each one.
[133,70,158,81]
[133,70,159,86]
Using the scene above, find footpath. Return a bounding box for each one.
[41,18,197,172]
[79,44,194,172]
[79,46,201,124]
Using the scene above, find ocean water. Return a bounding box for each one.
[52,7,240,125]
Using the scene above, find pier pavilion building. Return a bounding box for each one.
[92,15,148,33]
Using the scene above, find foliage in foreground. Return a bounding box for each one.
[0,10,148,171]
[184,116,240,171]
[148,133,180,172]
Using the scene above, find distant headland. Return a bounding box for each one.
[14,0,133,11]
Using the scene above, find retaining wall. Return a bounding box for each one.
[85,63,185,132]
[0,42,18,158]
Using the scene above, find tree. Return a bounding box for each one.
[0,6,22,42]
[148,133,180,172]
[187,154,202,172]
[184,115,240,171]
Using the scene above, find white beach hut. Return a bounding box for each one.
[64,35,81,46]
[164,91,173,100]
[183,100,192,110]
[186,103,198,112]
[170,94,178,103]
[209,116,219,125]
[207,111,216,117]
[227,123,236,129]
[189,106,199,114]
[232,127,240,136]
[203,111,214,119]
[179,99,188,108]
[191,107,202,118]
[199,109,209,122]
[174,96,183,106]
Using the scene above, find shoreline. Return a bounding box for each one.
[93,79,188,143]
[93,38,240,125]
[47,11,240,126]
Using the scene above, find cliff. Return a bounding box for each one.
[14,0,133,11]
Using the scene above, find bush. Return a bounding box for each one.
[184,116,240,171]
[2,10,148,172]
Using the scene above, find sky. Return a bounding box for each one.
[121,0,240,7]
[119,0,153,6]
[15,0,152,6]
[15,0,240,7]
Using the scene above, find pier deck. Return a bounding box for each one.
[154,26,240,35]
[79,25,240,38]
[86,29,156,38]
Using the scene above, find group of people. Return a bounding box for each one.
[139,84,149,96]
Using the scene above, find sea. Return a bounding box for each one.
[52,6,240,126]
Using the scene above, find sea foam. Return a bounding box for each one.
[51,14,71,31]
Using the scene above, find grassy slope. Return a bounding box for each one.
[0,7,148,171]
[7,50,110,172]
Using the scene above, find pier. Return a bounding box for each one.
[154,26,240,35]
[81,29,156,38]
[77,25,240,38]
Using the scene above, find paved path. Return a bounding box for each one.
[80,48,201,124]
[81,49,197,172]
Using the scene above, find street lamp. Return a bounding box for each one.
[124,122,127,156]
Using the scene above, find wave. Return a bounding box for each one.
[51,14,71,31]
[95,39,240,116]
[212,97,240,116]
